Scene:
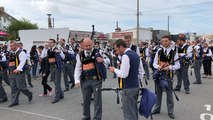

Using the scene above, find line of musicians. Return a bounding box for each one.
[0,35,212,120]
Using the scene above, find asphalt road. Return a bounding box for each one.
[0,67,213,120]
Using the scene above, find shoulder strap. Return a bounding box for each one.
[79,50,85,62]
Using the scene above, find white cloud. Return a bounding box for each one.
[0,0,213,34]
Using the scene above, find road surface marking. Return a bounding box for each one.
[200,113,213,120]
[204,105,211,111]
[0,107,65,120]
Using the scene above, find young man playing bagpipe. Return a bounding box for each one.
[152,35,180,119]
[173,37,192,94]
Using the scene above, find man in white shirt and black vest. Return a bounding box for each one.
[109,39,144,120]
[74,38,108,120]
[152,35,180,119]
[192,39,203,84]
[173,37,192,94]
[41,39,65,104]
[123,35,140,56]
[139,41,150,80]
[8,41,33,107]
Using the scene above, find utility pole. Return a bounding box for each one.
[168,15,170,35]
[136,0,140,45]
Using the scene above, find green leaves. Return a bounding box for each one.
[6,18,38,40]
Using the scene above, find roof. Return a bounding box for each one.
[0,7,17,21]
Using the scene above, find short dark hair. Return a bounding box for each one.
[71,38,75,41]
[38,45,44,50]
[18,42,23,46]
[60,38,65,42]
[161,35,171,40]
[178,37,186,42]
[49,39,56,43]
[124,35,131,39]
[79,39,84,43]
[114,39,127,48]
[10,40,18,45]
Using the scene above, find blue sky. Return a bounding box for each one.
[1,0,213,35]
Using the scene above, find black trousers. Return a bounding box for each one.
[203,59,212,76]
[41,71,52,94]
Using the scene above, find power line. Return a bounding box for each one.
[56,0,134,15]
[142,0,213,13]
[95,0,136,12]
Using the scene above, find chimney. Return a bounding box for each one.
[47,14,52,29]
[0,7,4,12]
[115,21,121,32]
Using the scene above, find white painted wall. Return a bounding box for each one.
[19,28,69,52]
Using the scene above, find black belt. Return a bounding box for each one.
[50,64,57,68]
[85,76,97,80]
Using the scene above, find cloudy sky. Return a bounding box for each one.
[1,0,213,35]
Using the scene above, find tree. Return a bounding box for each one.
[6,18,38,40]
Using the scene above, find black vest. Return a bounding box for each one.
[47,48,57,65]
[80,49,101,80]
[8,50,27,72]
[178,44,190,65]
[158,49,175,78]
[140,47,146,60]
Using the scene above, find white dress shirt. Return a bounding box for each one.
[15,49,27,71]
[203,47,212,56]
[194,44,202,57]
[179,43,193,58]
[0,53,6,62]
[114,48,145,79]
[153,46,180,71]
[40,48,48,59]
[40,46,65,59]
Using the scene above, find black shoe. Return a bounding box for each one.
[70,84,75,89]
[0,98,8,103]
[82,118,91,120]
[8,103,19,107]
[185,90,190,94]
[63,89,69,92]
[90,98,94,101]
[59,96,64,99]
[81,102,84,106]
[28,93,33,102]
[173,88,180,91]
[29,84,33,87]
[152,110,160,115]
[168,113,175,119]
[52,99,60,104]
[193,81,202,84]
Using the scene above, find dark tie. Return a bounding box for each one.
[86,52,91,58]
[164,50,167,55]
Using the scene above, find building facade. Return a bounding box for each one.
[0,7,17,31]
[108,27,152,45]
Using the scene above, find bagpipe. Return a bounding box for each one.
[96,87,156,119]
[153,49,198,101]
